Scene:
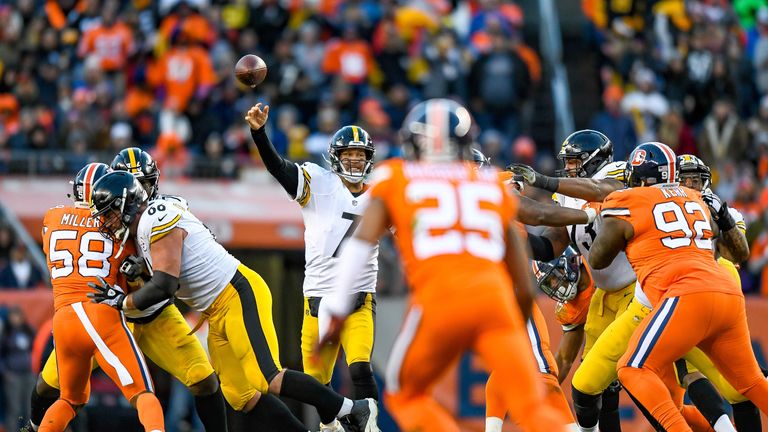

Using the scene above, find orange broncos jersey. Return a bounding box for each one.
[369,159,518,299]
[601,184,740,306]
[42,205,134,311]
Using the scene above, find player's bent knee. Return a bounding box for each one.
[572,366,606,396]
[36,374,60,398]
[267,368,286,395]
[188,372,219,396]
[681,371,706,388]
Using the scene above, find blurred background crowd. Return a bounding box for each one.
[2,0,768,429]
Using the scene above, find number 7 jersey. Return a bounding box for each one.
[368,159,518,297]
[600,184,741,306]
[294,162,378,297]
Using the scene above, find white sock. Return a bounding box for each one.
[337,398,354,417]
[714,414,736,432]
[567,423,581,432]
[485,416,503,432]
[578,423,598,432]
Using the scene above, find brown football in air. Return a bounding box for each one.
[235,54,267,88]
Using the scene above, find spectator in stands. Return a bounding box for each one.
[658,104,698,157]
[469,28,531,142]
[77,0,135,74]
[421,29,469,100]
[0,242,42,289]
[0,307,35,431]
[621,67,669,143]
[249,0,289,53]
[698,98,749,168]
[304,106,339,165]
[590,84,637,160]
[0,225,13,267]
[322,24,378,86]
[293,22,327,89]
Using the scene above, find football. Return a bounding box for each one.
[234,54,267,88]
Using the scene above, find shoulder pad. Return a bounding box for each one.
[594,161,627,181]
[159,194,190,211]
[139,200,184,244]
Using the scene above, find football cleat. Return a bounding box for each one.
[345,398,380,432]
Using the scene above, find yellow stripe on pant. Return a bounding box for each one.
[206,264,282,410]
[301,293,376,385]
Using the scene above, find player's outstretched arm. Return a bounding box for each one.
[509,163,623,202]
[589,216,633,269]
[245,103,300,197]
[518,194,596,226]
[505,223,536,322]
[555,327,585,384]
[124,228,183,311]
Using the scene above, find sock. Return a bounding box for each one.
[572,387,601,429]
[38,400,76,432]
[280,369,344,424]
[713,414,737,432]
[337,398,353,417]
[226,400,247,432]
[31,387,60,428]
[687,378,728,426]
[349,362,379,400]
[136,392,165,432]
[598,381,621,432]
[732,401,762,432]
[193,387,228,432]
[485,416,503,432]
[246,393,306,432]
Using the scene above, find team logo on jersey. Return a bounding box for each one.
[352,200,358,206]
[630,149,647,166]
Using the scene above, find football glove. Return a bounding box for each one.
[701,188,736,231]
[507,163,560,193]
[119,255,150,281]
[87,276,127,310]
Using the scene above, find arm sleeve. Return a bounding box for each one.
[130,271,179,311]
[250,127,299,197]
[528,233,555,261]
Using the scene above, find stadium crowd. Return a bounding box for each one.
[1,0,768,431]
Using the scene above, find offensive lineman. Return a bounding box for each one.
[87,171,379,432]
[245,103,379,431]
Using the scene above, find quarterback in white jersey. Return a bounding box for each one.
[88,171,380,432]
[246,104,380,417]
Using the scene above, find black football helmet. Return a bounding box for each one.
[111,147,160,199]
[676,154,710,191]
[532,246,581,302]
[471,147,490,168]
[557,129,613,178]
[400,98,475,162]
[625,142,677,187]
[90,171,148,247]
[328,125,375,183]
[70,163,111,207]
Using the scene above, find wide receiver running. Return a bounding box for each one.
[319,98,569,432]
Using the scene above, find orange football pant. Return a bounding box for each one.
[618,293,768,432]
[384,289,568,432]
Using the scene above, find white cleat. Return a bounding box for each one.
[485,416,504,432]
[347,398,380,432]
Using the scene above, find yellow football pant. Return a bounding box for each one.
[41,304,213,389]
[301,293,375,385]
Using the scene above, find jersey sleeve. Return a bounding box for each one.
[295,162,331,207]
[596,161,628,182]
[728,207,746,234]
[600,189,634,221]
[160,194,190,211]
[142,200,184,245]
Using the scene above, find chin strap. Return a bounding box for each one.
[114,228,129,259]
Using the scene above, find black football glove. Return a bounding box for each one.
[701,188,736,231]
[119,255,150,281]
[87,276,127,310]
[507,163,560,193]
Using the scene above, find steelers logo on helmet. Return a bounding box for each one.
[676,154,711,191]
[111,147,161,199]
[625,142,677,187]
[532,246,581,302]
[327,125,375,183]
[557,129,613,178]
[400,98,475,162]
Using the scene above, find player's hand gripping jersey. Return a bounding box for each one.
[43,205,134,310]
[601,184,741,306]
[134,197,240,311]
[294,162,378,297]
[554,161,636,292]
[369,159,517,297]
